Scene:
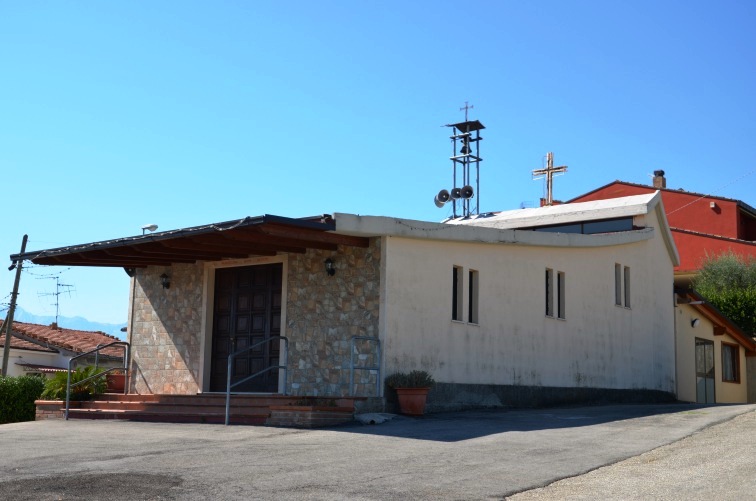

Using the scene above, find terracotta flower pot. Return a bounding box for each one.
[106,373,126,393]
[395,387,430,416]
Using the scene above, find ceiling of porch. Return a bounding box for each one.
[10,214,370,270]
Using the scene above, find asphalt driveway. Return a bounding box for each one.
[1,403,754,500]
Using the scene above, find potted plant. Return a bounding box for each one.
[105,369,127,393]
[385,370,435,416]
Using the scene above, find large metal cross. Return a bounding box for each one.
[532,152,568,206]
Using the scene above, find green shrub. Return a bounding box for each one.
[0,375,45,424]
[385,370,435,389]
[694,252,756,334]
[41,367,106,401]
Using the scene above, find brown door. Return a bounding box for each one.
[210,263,282,392]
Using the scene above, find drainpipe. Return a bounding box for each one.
[125,270,138,391]
[673,292,679,399]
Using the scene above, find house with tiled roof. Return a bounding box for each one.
[0,321,125,378]
[568,171,756,285]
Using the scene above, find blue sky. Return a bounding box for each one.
[2,1,755,325]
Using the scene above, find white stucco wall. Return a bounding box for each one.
[675,304,748,403]
[4,349,60,378]
[380,213,676,393]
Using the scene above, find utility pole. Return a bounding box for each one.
[2,235,27,377]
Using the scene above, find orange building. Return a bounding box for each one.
[569,171,756,283]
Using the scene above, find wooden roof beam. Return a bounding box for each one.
[122,242,249,261]
[194,232,308,254]
[257,223,370,248]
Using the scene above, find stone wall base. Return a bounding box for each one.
[352,397,385,414]
[267,406,354,428]
[35,400,66,420]
[385,383,677,414]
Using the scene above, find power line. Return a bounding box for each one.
[667,169,756,216]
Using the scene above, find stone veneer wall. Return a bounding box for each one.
[130,264,204,394]
[128,238,381,397]
[285,238,381,397]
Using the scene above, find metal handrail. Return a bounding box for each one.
[65,341,130,420]
[349,336,381,396]
[225,336,288,426]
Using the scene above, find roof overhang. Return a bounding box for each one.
[447,192,659,229]
[334,213,656,248]
[16,362,67,373]
[10,214,370,270]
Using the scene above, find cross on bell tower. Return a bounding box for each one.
[532,152,567,206]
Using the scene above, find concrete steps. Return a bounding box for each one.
[37,394,362,427]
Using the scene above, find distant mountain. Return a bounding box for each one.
[9,307,127,339]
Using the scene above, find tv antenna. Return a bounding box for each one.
[37,275,75,326]
[434,103,485,218]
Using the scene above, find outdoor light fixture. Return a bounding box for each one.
[691,318,700,328]
[141,224,159,235]
[160,273,171,289]
[324,258,336,276]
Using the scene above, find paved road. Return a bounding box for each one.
[0,403,753,500]
[507,408,756,501]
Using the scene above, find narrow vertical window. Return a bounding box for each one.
[722,343,740,383]
[468,269,479,324]
[545,268,554,317]
[557,271,566,319]
[623,266,631,308]
[452,266,463,321]
[614,263,622,306]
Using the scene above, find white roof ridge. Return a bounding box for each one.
[446,192,658,229]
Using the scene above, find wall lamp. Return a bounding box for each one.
[324,258,336,276]
[160,273,171,289]
[691,318,700,328]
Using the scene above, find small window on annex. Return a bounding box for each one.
[557,271,566,319]
[545,268,554,317]
[722,342,740,383]
[623,266,631,308]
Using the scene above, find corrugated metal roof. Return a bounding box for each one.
[10,214,369,269]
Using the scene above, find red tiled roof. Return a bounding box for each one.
[0,331,57,352]
[0,320,124,358]
[567,180,756,214]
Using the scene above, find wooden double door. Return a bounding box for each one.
[210,263,282,392]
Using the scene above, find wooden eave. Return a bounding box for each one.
[10,214,370,269]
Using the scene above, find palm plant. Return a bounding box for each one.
[41,366,106,401]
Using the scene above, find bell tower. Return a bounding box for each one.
[434,102,485,218]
